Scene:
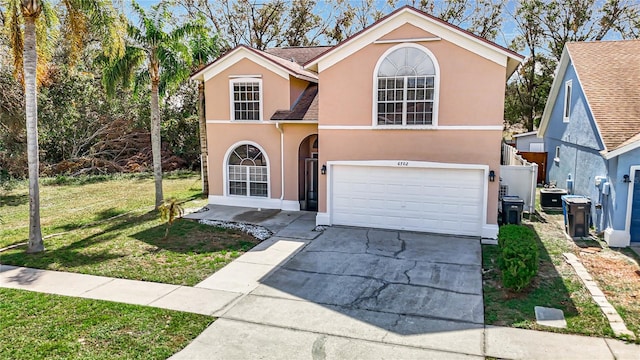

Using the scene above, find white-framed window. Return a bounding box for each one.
[563,80,572,123]
[227,143,268,197]
[554,146,560,163]
[230,78,262,121]
[374,44,439,127]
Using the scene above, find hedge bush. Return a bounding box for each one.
[497,225,539,292]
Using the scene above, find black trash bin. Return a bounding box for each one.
[564,197,591,238]
[502,196,524,225]
[540,188,567,209]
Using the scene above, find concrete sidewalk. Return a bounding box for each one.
[0,233,310,316]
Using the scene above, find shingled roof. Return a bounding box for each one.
[265,46,333,65]
[271,83,318,121]
[566,40,640,151]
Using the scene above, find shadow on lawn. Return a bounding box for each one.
[483,223,579,327]
[131,219,259,254]
[0,193,28,207]
[0,211,157,269]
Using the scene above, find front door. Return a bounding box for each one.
[631,169,640,242]
[305,158,318,211]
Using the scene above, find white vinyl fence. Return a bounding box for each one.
[501,143,537,213]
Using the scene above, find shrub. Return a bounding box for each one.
[497,225,539,292]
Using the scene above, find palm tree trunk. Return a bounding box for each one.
[197,81,209,195]
[24,15,44,253]
[151,79,163,208]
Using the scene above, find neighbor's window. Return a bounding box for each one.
[554,146,560,162]
[563,80,572,123]
[228,144,268,197]
[376,46,437,126]
[231,79,261,121]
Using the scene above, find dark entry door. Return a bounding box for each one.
[305,158,318,211]
[631,170,640,242]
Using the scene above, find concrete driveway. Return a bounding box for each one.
[173,224,485,359]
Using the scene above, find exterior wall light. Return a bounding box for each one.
[489,170,496,182]
[623,174,631,183]
[321,165,327,175]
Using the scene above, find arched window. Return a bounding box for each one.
[227,144,268,197]
[376,46,438,126]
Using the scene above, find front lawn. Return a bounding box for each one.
[0,288,212,360]
[0,172,260,285]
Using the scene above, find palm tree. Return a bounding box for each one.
[101,1,198,208]
[189,20,222,195]
[5,0,123,253]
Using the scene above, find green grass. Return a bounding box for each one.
[0,172,260,285]
[482,217,613,337]
[0,288,212,360]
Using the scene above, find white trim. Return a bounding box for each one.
[563,79,572,123]
[229,78,264,122]
[318,124,502,130]
[373,37,441,44]
[482,224,499,240]
[624,165,640,243]
[229,74,262,78]
[371,43,440,128]
[604,228,630,247]
[223,141,271,198]
[305,8,522,75]
[322,160,490,237]
[315,212,331,226]
[513,130,538,138]
[207,120,274,124]
[209,195,300,211]
[603,139,640,159]
[194,47,289,82]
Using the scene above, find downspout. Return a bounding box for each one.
[275,123,285,204]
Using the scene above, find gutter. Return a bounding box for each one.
[275,123,285,203]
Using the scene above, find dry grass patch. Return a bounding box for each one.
[579,248,640,339]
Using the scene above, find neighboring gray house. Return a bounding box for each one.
[538,40,640,247]
[513,131,544,152]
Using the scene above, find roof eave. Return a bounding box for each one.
[304,6,524,72]
[538,47,571,138]
[602,138,640,159]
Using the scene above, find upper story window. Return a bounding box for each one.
[230,78,262,121]
[563,80,572,123]
[375,45,438,126]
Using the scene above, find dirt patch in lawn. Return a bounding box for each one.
[579,248,640,338]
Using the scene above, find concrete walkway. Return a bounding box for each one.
[2,207,640,360]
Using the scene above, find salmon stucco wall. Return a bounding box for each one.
[289,77,309,107]
[314,23,509,225]
[207,123,282,198]
[204,57,291,121]
[318,24,506,127]
[207,122,317,203]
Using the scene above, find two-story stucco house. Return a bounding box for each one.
[191,6,523,239]
[539,40,640,247]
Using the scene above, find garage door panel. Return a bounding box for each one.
[331,165,485,236]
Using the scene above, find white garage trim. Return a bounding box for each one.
[315,160,497,238]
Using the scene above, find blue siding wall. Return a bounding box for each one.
[612,148,640,231]
[544,62,608,230]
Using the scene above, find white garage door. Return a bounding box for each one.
[331,165,485,236]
